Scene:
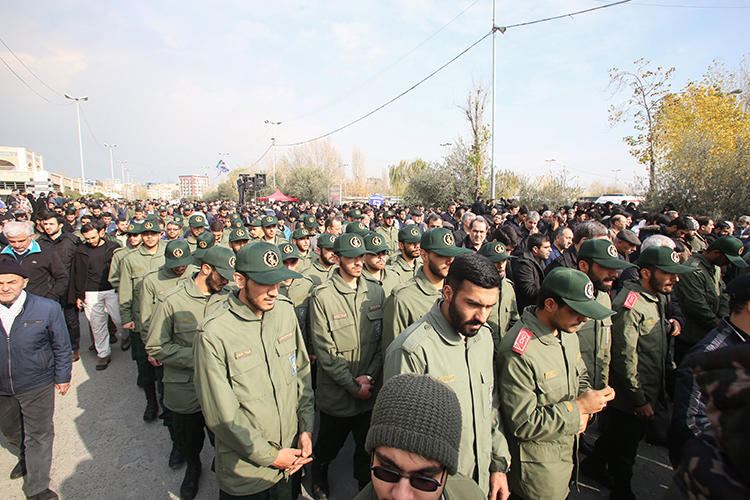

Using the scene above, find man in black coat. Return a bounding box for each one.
[512,233,552,311]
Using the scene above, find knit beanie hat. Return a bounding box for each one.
[365,374,462,475]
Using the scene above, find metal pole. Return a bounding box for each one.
[105,144,116,180]
[272,138,277,189]
[74,101,85,193]
[490,0,496,201]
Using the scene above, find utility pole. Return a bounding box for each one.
[490,0,497,201]
[64,94,89,194]
[104,143,117,180]
[118,160,127,198]
[264,120,282,189]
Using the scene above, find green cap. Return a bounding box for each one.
[261,215,278,227]
[398,225,422,243]
[231,220,244,229]
[141,219,160,233]
[279,242,301,261]
[248,216,262,227]
[345,221,370,237]
[317,233,337,249]
[229,227,250,242]
[189,214,207,228]
[192,231,216,260]
[158,205,167,212]
[542,267,615,320]
[200,246,236,280]
[347,208,364,219]
[578,239,635,270]
[292,228,311,240]
[172,215,184,226]
[420,228,471,257]
[334,233,366,258]
[235,242,302,285]
[164,239,192,268]
[479,242,512,262]
[302,214,318,229]
[635,246,694,273]
[125,221,143,235]
[183,203,194,210]
[364,233,389,254]
[383,210,395,218]
[708,236,748,268]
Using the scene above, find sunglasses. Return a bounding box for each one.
[371,465,446,492]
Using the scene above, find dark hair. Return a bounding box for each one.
[493,225,519,248]
[39,211,65,225]
[209,220,223,232]
[536,288,563,309]
[729,293,750,315]
[527,233,549,252]
[80,222,98,235]
[426,213,442,224]
[446,253,500,292]
[696,216,713,228]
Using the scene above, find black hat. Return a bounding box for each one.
[0,256,28,278]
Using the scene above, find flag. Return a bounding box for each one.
[216,160,229,174]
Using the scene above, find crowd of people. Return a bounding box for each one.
[0,187,748,500]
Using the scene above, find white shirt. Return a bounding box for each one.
[0,291,26,336]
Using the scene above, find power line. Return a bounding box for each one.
[631,2,750,8]
[0,35,65,97]
[277,0,632,148]
[79,106,103,147]
[251,142,274,166]
[0,52,67,105]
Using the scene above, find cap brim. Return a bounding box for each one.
[215,267,236,280]
[165,256,193,268]
[365,247,389,255]
[725,254,749,268]
[486,254,513,263]
[431,246,472,257]
[654,263,695,274]
[562,297,615,321]
[247,268,302,285]
[338,249,367,258]
[591,257,636,270]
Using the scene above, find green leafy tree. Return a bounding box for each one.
[387,158,427,196]
[279,165,330,203]
[404,142,475,207]
[460,84,490,199]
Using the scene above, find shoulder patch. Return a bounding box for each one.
[623,291,639,310]
[512,328,533,355]
[401,322,431,354]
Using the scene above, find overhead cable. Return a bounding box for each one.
[0,52,67,105]
[0,36,65,97]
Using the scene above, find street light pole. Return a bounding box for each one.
[264,120,282,189]
[118,160,127,198]
[490,0,497,201]
[65,93,89,194]
[104,143,117,180]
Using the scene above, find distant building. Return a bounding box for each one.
[0,146,84,195]
[147,182,179,200]
[179,175,209,198]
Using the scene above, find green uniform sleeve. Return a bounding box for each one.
[676,271,720,330]
[310,294,361,396]
[489,378,510,473]
[382,344,426,382]
[146,300,194,369]
[108,251,121,289]
[610,307,647,407]
[193,333,278,467]
[577,352,591,395]
[381,293,400,352]
[294,323,315,434]
[499,354,580,441]
[118,259,134,324]
[139,278,157,339]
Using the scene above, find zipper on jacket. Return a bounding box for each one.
[6,335,13,394]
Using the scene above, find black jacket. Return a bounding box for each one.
[512,250,546,311]
[1,242,67,302]
[68,240,121,303]
[37,231,79,284]
[545,245,578,276]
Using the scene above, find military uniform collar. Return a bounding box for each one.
[184,276,208,299]
[160,267,182,279]
[331,271,365,296]
[226,291,261,321]
[624,280,661,302]
[696,253,716,271]
[426,300,463,346]
[395,255,415,270]
[312,259,331,273]
[414,268,441,294]
[519,306,558,345]
[137,240,165,256]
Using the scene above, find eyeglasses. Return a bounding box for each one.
[371,465,446,492]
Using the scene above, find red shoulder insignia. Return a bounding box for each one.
[512,328,533,355]
[623,291,640,310]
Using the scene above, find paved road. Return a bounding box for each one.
[0,344,675,499]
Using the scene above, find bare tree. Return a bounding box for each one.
[459,84,490,199]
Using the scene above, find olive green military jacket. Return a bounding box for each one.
[304,259,335,287]
[675,254,728,345]
[375,225,399,256]
[362,267,400,297]
[138,267,187,340]
[296,249,313,269]
[107,244,137,289]
[146,277,228,413]
[497,307,589,500]
[354,474,486,500]
[575,290,613,390]
[185,234,198,253]
[388,255,423,283]
[118,241,166,328]
[381,269,441,352]
[279,276,315,354]
[487,277,520,348]
[193,292,314,496]
[310,273,385,417]
[263,234,288,246]
[609,281,669,412]
[384,302,510,496]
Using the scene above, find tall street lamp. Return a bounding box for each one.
[104,143,117,180]
[64,93,89,193]
[118,160,127,198]
[264,120,282,188]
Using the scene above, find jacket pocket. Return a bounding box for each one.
[366,309,384,341]
[228,353,264,402]
[275,331,298,385]
[330,318,357,352]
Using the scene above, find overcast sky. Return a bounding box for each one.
[2,1,748,190]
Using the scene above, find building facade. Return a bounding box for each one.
[178,175,209,198]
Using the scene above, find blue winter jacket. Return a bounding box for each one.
[0,293,72,396]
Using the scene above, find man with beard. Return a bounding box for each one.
[304,233,337,286]
[261,215,288,245]
[291,228,313,269]
[193,242,313,499]
[227,227,250,255]
[382,228,470,351]
[278,242,315,365]
[309,233,386,499]
[390,226,423,284]
[375,210,399,260]
[478,241,519,348]
[497,267,615,500]
[361,233,399,297]
[590,246,693,500]
[575,239,635,390]
[185,214,207,253]
[384,253,511,499]
[146,246,233,500]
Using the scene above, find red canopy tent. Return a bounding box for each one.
[258,189,298,202]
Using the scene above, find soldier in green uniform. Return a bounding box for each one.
[278,242,315,364]
[383,252,510,498]
[193,242,314,499]
[674,235,747,364]
[248,216,264,241]
[118,219,167,421]
[575,239,635,390]
[291,228,313,269]
[497,267,616,500]
[185,214,208,253]
[108,222,143,291]
[304,233,337,287]
[375,210,398,261]
[261,215,288,246]
[191,231,215,264]
[590,246,692,500]
[228,227,251,255]
[382,228,470,351]
[389,225,423,283]
[361,233,399,297]
[478,241,519,357]
[138,239,193,469]
[301,214,319,236]
[146,246,233,500]
[309,233,386,499]
[346,221,370,237]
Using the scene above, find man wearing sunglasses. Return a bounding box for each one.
[355,373,485,500]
